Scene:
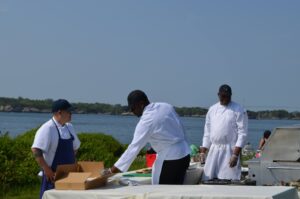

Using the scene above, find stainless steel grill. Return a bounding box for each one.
[247,126,300,185]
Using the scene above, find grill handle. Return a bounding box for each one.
[267,166,300,170]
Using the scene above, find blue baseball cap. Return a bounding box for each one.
[52,99,73,113]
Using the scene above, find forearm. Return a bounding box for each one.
[258,139,264,150]
[32,148,51,170]
[114,144,141,172]
[229,147,240,168]
[36,157,51,170]
[233,146,241,156]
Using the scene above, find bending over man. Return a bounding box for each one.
[102,90,191,184]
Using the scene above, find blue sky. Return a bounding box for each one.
[0,1,299,111]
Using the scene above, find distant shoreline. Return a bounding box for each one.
[0,110,300,121]
[0,96,300,120]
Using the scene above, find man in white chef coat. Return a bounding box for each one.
[101,90,191,184]
[200,84,248,181]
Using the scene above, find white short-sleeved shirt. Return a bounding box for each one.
[31,117,81,166]
[115,102,191,172]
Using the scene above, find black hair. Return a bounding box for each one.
[127,90,150,109]
[263,130,271,139]
[219,84,232,95]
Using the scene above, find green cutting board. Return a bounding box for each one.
[122,173,152,177]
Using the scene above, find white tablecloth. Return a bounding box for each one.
[43,185,299,199]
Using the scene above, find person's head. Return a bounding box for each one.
[52,99,73,125]
[127,90,150,117]
[218,84,232,106]
[263,130,271,139]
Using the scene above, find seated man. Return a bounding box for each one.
[255,130,271,158]
[258,130,271,150]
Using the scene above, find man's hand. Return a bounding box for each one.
[199,153,206,164]
[100,168,113,177]
[199,147,207,164]
[100,166,121,177]
[44,166,55,182]
[32,148,55,182]
[229,154,238,168]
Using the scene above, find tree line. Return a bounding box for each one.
[0,97,299,119]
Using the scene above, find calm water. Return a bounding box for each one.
[1,112,299,149]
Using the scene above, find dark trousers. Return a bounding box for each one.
[159,154,190,184]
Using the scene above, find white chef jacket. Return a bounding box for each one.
[202,101,248,180]
[31,117,81,167]
[114,102,191,184]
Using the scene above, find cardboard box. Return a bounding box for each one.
[55,161,109,190]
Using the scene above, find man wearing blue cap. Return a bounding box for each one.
[200,84,248,181]
[31,99,80,199]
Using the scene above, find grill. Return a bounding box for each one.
[247,126,300,185]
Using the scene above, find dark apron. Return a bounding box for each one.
[39,119,75,199]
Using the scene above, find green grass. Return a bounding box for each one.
[128,156,147,171]
[1,184,40,199]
